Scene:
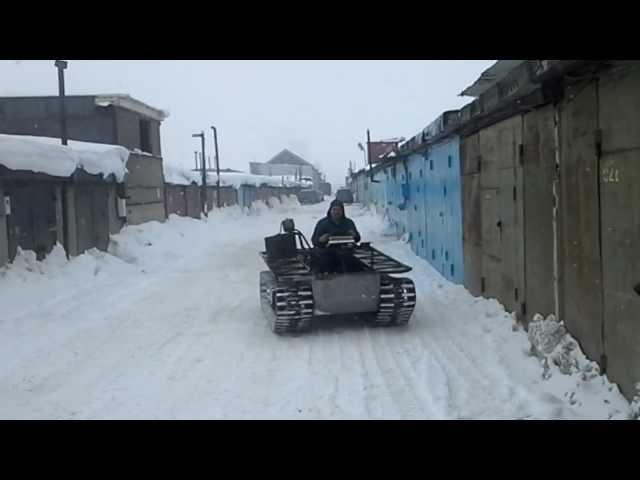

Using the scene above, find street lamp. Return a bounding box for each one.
[54,60,68,146]
[211,126,221,209]
[192,131,207,216]
[357,142,366,170]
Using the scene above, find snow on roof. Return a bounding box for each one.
[215,172,300,189]
[163,163,201,185]
[0,134,129,181]
[162,163,301,188]
[94,94,169,121]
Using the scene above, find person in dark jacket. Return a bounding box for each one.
[311,199,362,273]
[312,199,361,247]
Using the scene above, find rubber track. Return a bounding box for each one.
[371,276,416,327]
[260,271,313,334]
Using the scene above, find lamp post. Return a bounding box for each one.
[357,142,366,170]
[54,60,68,146]
[211,126,221,209]
[192,131,207,216]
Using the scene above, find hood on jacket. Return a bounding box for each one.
[327,198,346,218]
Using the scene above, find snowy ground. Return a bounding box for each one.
[0,198,634,419]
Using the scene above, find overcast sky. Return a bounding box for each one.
[0,60,494,187]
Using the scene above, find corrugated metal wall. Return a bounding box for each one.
[353,136,465,285]
[426,137,464,284]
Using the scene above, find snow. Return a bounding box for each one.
[163,163,200,186]
[0,200,633,419]
[162,162,301,188]
[0,134,129,181]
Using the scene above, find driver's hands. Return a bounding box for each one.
[319,233,330,244]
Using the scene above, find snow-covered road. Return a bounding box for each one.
[0,199,633,419]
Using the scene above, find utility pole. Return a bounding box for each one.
[211,126,221,208]
[192,131,207,216]
[54,60,68,146]
[367,129,379,183]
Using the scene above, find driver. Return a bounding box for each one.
[311,199,361,274]
[312,199,361,247]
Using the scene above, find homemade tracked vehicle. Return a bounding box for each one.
[259,218,416,334]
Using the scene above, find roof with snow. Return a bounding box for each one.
[94,94,169,121]
[0,134,129,181]
[460,60,526,97]
[0,94,169,122]
[266,149,311,166]
[163,163,301,188]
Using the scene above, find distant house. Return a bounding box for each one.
[0,94,169,225]
[249,148,324,187]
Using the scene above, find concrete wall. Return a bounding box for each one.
[0,97,162,155]
[0,184,8,266]
[554,63,640,400]
[115,108,162,156]
[126,203,166,226]
[125,154,166,225]
[0,96,117,145]
[598,65,640,400]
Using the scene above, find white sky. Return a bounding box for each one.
[0,60,494,187]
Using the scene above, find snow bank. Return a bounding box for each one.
[370,207,633,419]
[0,134,129,181]
[525,314,634,418]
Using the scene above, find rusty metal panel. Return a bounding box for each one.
[481,188,501,259]
[106,186,122,235]
[165,185,188,217]
[481,252,502,301]
[598,66,640,399]
[184,185,201,218]
[5,182,57,260]
[460,133,480,175]
[75,184,110,253]
[477,115,525,315]
[559,80,603,362]
[461,172,482,295]
[522,105,557,324]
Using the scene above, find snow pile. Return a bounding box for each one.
[524,314,632,418]
[0,134,129,181]
[266,194,301,214]
[528,314,584,377]
[107,216,212,272]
